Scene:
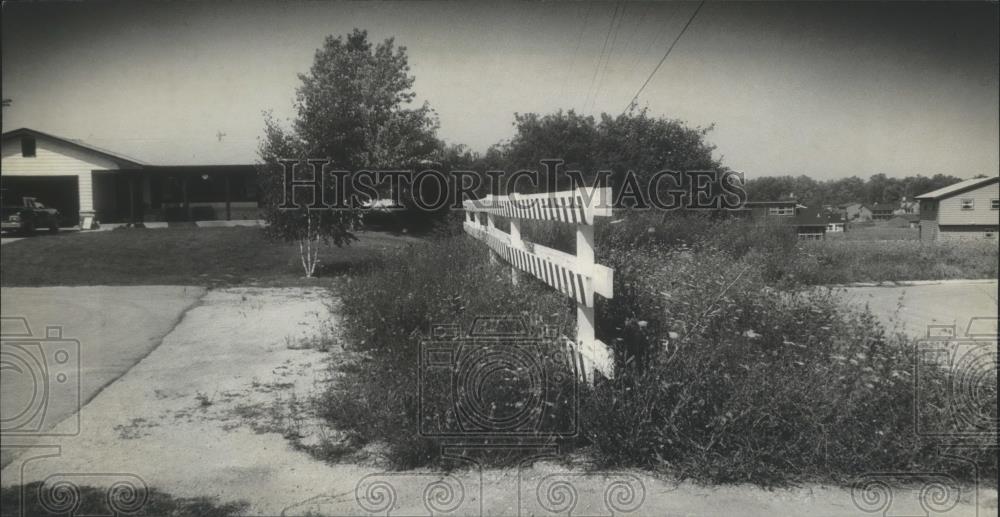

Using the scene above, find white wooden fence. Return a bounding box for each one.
[463,187,615,381]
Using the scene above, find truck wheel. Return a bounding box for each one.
[48,222,59,233]
[22,222,35,236]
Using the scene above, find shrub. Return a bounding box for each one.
[582,242,997,484]
[319,212,996,486]
[319,236,575,467]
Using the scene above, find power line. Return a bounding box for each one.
[583,2,622,110]
[622,0,705,115]
[590,1,628,111]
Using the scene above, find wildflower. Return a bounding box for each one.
[638,321,648,328]
[743,330,761,339]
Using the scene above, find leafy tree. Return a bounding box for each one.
[257,29,439,277]
[487,107,721,198]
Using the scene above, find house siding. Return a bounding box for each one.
[920,220,939,241]
[937,225,1000,242]
[1,137,122,213]
[937,181,999,225]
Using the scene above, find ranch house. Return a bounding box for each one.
[916,176,1000,241]
[2,128,259,227]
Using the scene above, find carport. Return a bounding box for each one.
[0,175,80,226]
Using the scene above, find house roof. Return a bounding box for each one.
[915,176,1000,200]
[788,207,837,227]
[744,199,799,206]
[116,164,256,174]
[2,127,146,168]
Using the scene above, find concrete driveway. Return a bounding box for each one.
[0,286,205,466]
[838,280,998,337]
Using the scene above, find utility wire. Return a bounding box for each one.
[584,2,622,110]
[590,1,628,111]
[622,0,706,114]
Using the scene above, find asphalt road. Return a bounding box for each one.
[837,280,998,338]
[0,286,205,466]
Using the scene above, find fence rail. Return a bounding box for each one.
[463,187,615,381]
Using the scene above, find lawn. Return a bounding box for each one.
[794,239,999,284]
[0,227,422,287]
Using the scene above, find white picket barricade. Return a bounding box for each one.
[463,187,615,382]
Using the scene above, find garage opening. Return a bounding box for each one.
[0,176,79,227]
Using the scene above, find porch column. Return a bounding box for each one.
[128,174,137,223]
[224,174,232,220]
[182,175,191,221]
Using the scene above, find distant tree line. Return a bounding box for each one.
[743,173,967,207]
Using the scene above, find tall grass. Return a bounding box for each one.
[588,238,996,484]
[316,213,997,485]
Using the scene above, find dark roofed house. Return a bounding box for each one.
[740,198,837,240]
[787,207,833,240]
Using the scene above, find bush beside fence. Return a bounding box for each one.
[316,212,997,485]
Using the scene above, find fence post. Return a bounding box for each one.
[576,222,598,379]
[485,195,500,266]
[462,187,615,383]
[509,193,522,285]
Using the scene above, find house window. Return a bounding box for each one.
[991,199,999,210]
[960,199,974,210]
[768,207,793,216]
[798,232,824,240]
[21,136,36,157]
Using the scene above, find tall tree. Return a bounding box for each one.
[258,29,439,277]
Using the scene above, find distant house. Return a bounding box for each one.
[915,176,999,241]
[2,128,259,227]
[789,207,835,240]
[742,199,838,239]
[843,203,872,222]
[869,202,897,221]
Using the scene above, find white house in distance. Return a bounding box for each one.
[2,128,259,227]
[915,176,999,241]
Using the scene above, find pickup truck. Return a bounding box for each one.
[1,196,61,235]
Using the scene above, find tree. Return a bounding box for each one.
[487,107,721,199]
[257,29,439,277]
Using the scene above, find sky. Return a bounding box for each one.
[2,1,998,180]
